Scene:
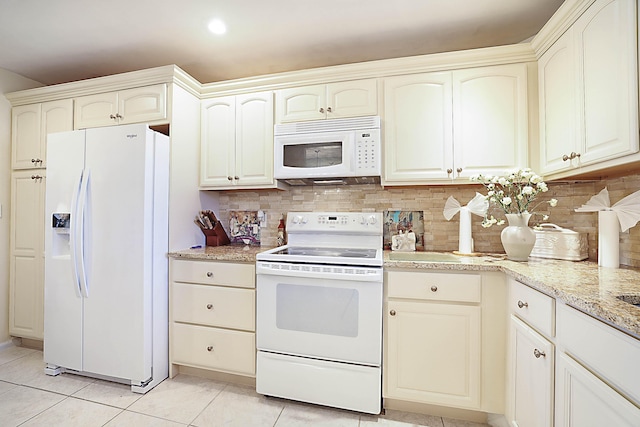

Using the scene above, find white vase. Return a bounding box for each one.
[501,213,536,261]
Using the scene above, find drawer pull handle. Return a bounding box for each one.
[206,304,213,310]
[430,285,438,292]
[206,272,213,278]
[390,310,396,316]
[207,346,213,352]
[533,348,546,359]
[517,300,528,309]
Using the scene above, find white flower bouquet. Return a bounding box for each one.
[470,168,557,228]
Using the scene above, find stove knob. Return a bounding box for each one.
[292,216,301,224]
[367,215,377,225]
[360,216,367,225]
[300,216,308,224]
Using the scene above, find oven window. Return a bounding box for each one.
[283,142,343,168]
[275,283,358,337]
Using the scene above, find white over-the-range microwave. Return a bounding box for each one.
[273,116,381,185]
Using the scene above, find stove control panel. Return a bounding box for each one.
[286,212,382,234]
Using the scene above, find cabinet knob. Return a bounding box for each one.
[447,168,453,175]
[31,158,37,164]
[207,346,213,352]
[109,114,117,120]
[234,176,239,180]
[227,176,233,181]
[389,309,396,316]
[533,348,546,359]
[116,113,123,119]
[327,107,332,113]
[206,303,213,310]
[31,174,42,180]
[206,271,213,278]
[319,107,325,113]
[517,300,528,309]
[430,285,438,292]
[456,167,463,174]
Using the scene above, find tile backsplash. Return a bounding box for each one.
[217,173,640,268]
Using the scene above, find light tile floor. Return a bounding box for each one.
[0,345,490,427]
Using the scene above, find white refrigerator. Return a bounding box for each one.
[43,123,169,393]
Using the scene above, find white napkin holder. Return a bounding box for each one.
[391,230,416,252]
[530,224,588,261]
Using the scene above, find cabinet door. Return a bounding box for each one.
[41,99,74,168]
[9,171,46,339]
[538,29,578,175]
[235,91,274,186]
[555,353,640,427]
[385,300,481,409]
[574,0,639,166]
[118,84,167,125]
[200,96,236,187]
[383,72,453,184]
[275,85,326,123]
[11,104,41,169]
[452,63,528,178]
[509,315,554,427]
[74,92,118,129]
[326,79,377,119]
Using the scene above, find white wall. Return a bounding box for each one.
[0,69,42,346]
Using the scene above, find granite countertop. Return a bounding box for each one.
[169,246,640,338]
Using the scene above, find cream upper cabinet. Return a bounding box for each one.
[384,64,528,185]
[9,171,46,340]
[275,79,377,123]
[383,72,453,183]
[200,91,276,189]
[11,99,74,169]
[538,29,577,175]
[538,0,638,177]
[74,84,167,129]
[452,63,528,179]
[384,271,482,410]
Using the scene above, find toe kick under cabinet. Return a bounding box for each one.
[169,259,256,379]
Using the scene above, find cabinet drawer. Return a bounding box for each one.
[171,259,255,288]
[557,304,640,405]
[172,283,255,331]
[172,323,255,376]
[509,279,555,337]
[387,271,481,303]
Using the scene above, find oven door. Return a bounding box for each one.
[273,131,354,179]
[256,262,382,366]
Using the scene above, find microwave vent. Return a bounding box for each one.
[275,116,380,135]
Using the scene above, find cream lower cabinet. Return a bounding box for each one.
[74,84,167,129]
[275,79,377,123]
[169,259,256,378]
[383,63,528,185]
[9,171,46,340]
[507,278,555,427]
[200,91,276,189]
[537,0,638,177]
[385,270,482,409]
[555,304,640,426]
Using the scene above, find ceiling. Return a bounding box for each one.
[0,0,564,87]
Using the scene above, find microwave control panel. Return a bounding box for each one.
[355,129,381,175]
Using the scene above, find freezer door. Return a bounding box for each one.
[81,124,156,383]
[44,130,86,371]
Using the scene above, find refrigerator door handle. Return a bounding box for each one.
[77,169,91,298]
[70,171,84,296]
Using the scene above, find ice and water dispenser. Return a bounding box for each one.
[51,213,71,256]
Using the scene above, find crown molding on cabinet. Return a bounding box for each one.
[199,43,537,98]
[6,64,201,106]
[6,43,536,106]
[530,0,597,58]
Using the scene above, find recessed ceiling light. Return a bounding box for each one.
[208,19,227,35]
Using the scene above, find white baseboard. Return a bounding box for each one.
[0,340,15,351]
[488,413,510,427]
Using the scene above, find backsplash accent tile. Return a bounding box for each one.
[216,173,640,268]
